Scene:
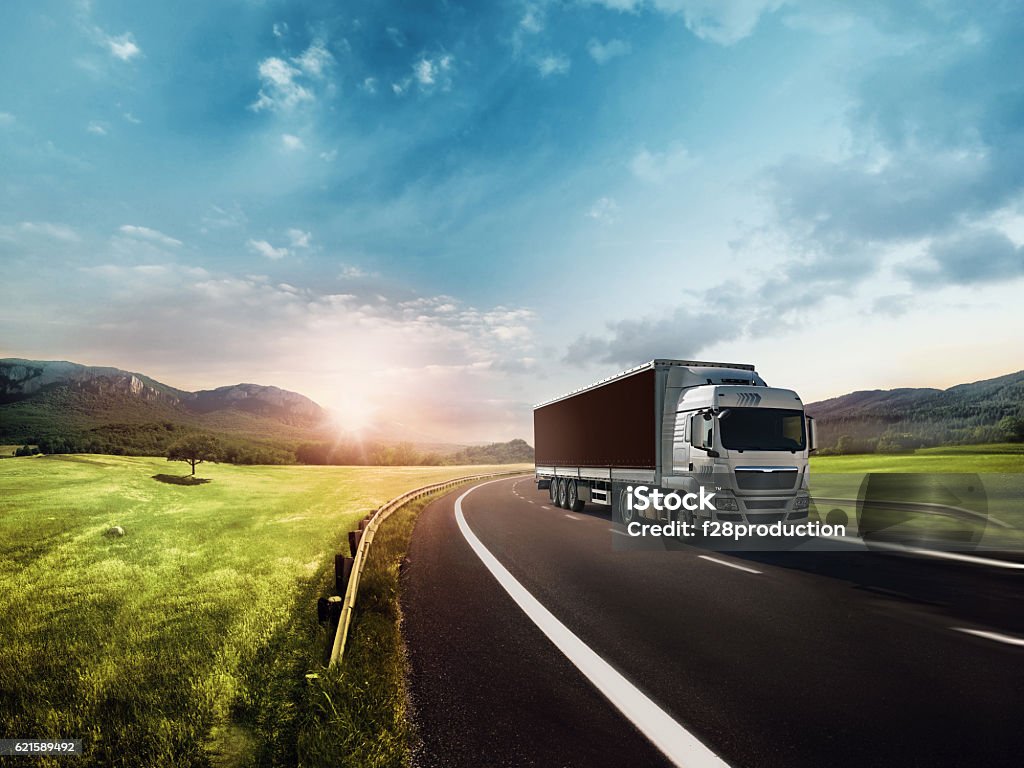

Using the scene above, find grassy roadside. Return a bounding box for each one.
[810,443,1024,473]
[0,456,527,767]
[296,485,461,768]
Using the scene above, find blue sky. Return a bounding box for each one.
[2,0,1023,441]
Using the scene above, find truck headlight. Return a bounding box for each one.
[715,495,739,512]
[793,494,810,511]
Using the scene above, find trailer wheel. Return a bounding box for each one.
[567,480,585,512]
[618,487,638,525]
[557,478,569,508]
[675,509,696,541]
[549,480,558,505]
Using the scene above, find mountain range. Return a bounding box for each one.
[805,369,1024,451]
[0,359,330,458]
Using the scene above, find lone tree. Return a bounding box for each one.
[167,433,223,476]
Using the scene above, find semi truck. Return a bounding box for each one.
[533,359,816,528]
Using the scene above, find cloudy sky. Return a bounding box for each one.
[1,0,1022,442]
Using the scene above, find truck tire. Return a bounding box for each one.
[567,480,585,512]
[676,508,697,541]
[549,479,558,505]
[618,486,638,526]
[557,478,569,508]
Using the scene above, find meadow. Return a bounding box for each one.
[809,444,1024,549]
[0,455,527,767]
[810,442,1024,473]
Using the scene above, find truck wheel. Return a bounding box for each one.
[675,509,697,541]
[549,480,558,505]
[618,487,638,525]
[557,478,569,508]
[567,480,585,512]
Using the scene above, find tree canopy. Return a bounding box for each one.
[167,433,223,475]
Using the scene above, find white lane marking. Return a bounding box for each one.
[951,627,1024,648]
[542,505,553,510]
[609,528,629,536]
[565,513,580,520]
[698,555,762,575]
[818,535,1024,571]
[456,482,728,768]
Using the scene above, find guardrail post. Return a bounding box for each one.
[348,529,362,557]
[335,554,354,593]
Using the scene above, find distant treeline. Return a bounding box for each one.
[295,438,534,466]
[815,415,1024,455]
[6,421,534,466]
[10,422,295,464]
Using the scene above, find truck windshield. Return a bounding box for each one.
[719,408,806,451]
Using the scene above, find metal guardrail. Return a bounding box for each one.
[327,469,527,668]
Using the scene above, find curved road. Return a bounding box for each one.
[401,476,1024,767]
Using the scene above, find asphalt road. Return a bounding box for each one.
[401,476,1024,767]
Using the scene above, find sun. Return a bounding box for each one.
[328,393,377,436]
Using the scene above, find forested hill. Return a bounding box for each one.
[805,369,1024,452]
[0,358,328,458]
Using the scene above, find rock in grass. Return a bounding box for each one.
[105,526,125,538]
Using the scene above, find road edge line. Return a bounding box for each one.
[456,480,730,768]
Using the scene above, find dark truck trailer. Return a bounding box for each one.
[534,359,814,524]
[534,365,658,470]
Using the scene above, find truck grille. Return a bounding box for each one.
[735,468,798,491]
[746,513,786,523]
[743,499,788,510]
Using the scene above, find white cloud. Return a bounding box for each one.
[15,221,80,242]
[118,224,182,247]
[413,54,454,90]
[629,144,692,182]
[248,239,289,260]
[320,149,338,162]
[668,0,782,44]
[535,54,570,77]
[386,26,406,48]
[0,112,15,126]
[587,38,632,63]
[588,0,782,45]
[122,112,141,124]
[201,204,247,231]
[281,133,305,151]
[520,5,545,33]
[414,58,435,85]
[86,121,107,135]
[340,264,372,279]
[272,22,289,38]
[287,228,312,248]
[105,32,141,61]
[361,76,378,94]
[250,41,336,112]
[586,196,619,222]
[294,40,333,79]
[251,58,313,112]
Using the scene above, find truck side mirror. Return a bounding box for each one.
[806,416,817,453]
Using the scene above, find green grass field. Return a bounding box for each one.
[810,443,1024,473]
[0,455,528,767]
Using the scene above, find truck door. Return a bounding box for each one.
[672,410,691,473]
